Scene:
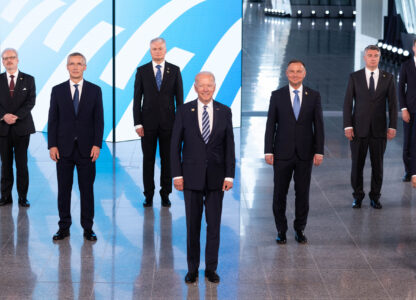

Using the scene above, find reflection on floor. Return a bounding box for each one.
[0,130,240,299]
[241,1,416,299]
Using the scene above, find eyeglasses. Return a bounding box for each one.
[2,56,17,60]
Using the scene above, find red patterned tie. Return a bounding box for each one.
[9,75,15,97]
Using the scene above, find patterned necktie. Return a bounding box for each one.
[293,90,300,120]
[156,65,162,91]
[202,105,210,144]
[9,75,15,97]
[73,84,79,115]
[369,71,375,95]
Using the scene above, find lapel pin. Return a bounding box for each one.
[167,68,170,74]
[305,91,308,95]
[383,74,386,77]
[191,108,195,111]
[20,77,23,80]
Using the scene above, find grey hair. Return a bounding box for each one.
[194,71,216,85]
[150,37,166,45]
[1,48,18,59]
[67,52,87,65]
[364,45,380,54]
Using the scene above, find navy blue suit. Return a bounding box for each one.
[170,99,235,273]
[48,80,104,231]
[264,85,324,233]
[398,58,416,175]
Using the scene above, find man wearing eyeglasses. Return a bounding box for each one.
[0,48,36,207]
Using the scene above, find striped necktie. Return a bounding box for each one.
[202,105,210,144]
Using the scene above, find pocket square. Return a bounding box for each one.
[22,88,27,91]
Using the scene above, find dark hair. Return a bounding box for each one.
[364,45,380,53]
[287,59,306,68]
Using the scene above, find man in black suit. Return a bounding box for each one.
[343,45,397,209]
[264,60,324,245]
[0,48,35,207]
[133,37,183,208]
[171,72,235,284]
[48,52,104,241]
[399,39,416,182]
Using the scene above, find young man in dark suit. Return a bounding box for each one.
[48,52,104,241]
[264,60,324,245]
[399,39,416,182]
[133,37,183,208]
[343,45,397,209]
[0,48,36,207]
[171,72,235,284]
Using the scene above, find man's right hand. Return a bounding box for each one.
[136,127,144,137]
[402,110,410,123]
[3,113,17,125]
[265,154,274,165]
[174,178,184,191]
[345,128,354,141]
[49,147,60,162]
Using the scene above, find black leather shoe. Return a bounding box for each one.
[143,198,153,207]
[0,197,12,206]
[295,230,307,244]
[402,173,412,182]
[84,230,97,241]
[370,199,382,209]
[53,230,70,241]
[184,271,198,283]
[352,198,362,209]
[18,198,30,207]
[276,231,287,244]
[161,196,171,207]
[205,270,220,283]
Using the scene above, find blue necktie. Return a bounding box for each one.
[73,84,79,115]
[156,65,162,91]
[202,105,210,144]
[293,90,300,120]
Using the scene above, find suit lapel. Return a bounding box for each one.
[209,101,220,143]
[358,69,371,98]
[297,87,309,121]
[160,62,170,91]
[147,62,159,92]
[375,70,386,96]
[192,100,204,141]
[77,80,89,115]
[0,73,10,100]
[65,80,76,116]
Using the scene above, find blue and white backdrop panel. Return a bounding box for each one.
[0,0,241,142]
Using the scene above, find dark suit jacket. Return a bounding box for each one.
[48,80,104,157]
[343,68,397,138]
[0,71,35,136]
[133,61,183,130]
[399,58,416,113]
[264,85,324,161]
[170,99,235,191]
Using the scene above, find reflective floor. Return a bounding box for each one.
[0,130,240,299]
[240,1,416,299]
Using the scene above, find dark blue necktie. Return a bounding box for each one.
[369,71,375,95]
[202,105,210,144]
[156,65,162,91]
[293,90,300,120]
[73,84,79,115]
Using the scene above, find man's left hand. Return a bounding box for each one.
[387,128,396,140]
[313,154,323,166]
[90,146,100,162]
[222,180,233,191]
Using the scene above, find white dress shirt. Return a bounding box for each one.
[365,67,379,90]
[289,84,303,107]
[69,79,84,101]
[6,70,19,87]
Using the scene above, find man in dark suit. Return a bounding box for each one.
[133,37,183,208]
[171,72,235,284]
[48,52,104,241]
[264,60,324,245]
[343,45,397,209]
[0,48,35,207]
[399,39,416,182]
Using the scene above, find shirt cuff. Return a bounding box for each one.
[265,153,273,156]
[173,176,183,180]
[134,124,143,130]
[224,177,233,183]
[388,128,396,131]
[344,127,353,130]
[402,108,408,111]
[315,154,324,157]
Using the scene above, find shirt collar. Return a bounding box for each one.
[289,84,303,95]
[198,99,213,108]
[6,69,19,78]
[70,79,84,87]
[365,67,379,76]
[413,56,416,65]
[152,60,165,69]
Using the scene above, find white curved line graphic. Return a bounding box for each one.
[33,21,124,131]
[185,18,242,102]
[44,0,103,52]
[107,47,195,142]
[230,87,241,127]
[100,0,205,90]
[1,0,30,23]
[2,0,66,50]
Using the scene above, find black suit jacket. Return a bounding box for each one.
[0,72,35,136]
[343,68,397,138]
[399,58,416,113]
[170,100,235,190]
[133,61,183,130]
[47,80,104,157]
[264,85,324,161]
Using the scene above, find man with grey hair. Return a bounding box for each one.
[343,45,397,209]
[133,37,183,208]
[0,48,36,207]
[171,71,235,284]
